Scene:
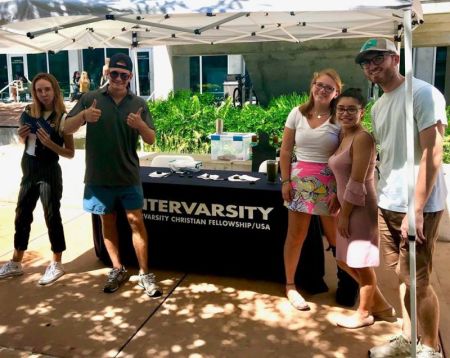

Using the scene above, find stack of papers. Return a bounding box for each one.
[227,174,260,182]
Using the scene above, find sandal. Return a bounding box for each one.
[373,306,397,322]
[286,283,310,311]
[336,312,374,329]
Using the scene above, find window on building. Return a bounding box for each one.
[189,56,200,93]
[399,48,405,76]
[27,53,47,81]
[202,56,227,98]
[82,48,104,90]
[0,54,8,95]
[137,51,151,96]
[11,56,25,81]
[48,51,70,97]
[106,48,129,58]
[189,55,227,98]
[435,46,447,95]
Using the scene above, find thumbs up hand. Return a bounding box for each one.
[126,107,144,129]
[84,99,101,123]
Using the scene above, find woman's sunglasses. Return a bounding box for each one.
[109,71,130,81]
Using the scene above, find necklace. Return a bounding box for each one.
[313,111,330,119]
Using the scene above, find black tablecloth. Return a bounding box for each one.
[92,167,325,284]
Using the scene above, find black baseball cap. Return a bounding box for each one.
[109,53,133,72]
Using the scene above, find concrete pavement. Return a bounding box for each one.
[0,144,449,357]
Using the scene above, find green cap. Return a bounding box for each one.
[355,38,398,64]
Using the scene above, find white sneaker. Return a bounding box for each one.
[0,260,23,279]
[38,262,65,285]
[417,345,443,358]
[369,335,412,357]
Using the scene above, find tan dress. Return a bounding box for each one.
[79,79,90,93]
[328,134,379,268]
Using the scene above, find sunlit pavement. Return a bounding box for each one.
[0,146,449,357]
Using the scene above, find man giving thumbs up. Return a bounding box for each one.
[65,53,161,298]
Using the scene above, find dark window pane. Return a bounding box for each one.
[435,47,447,95]
[27,53,47,81]
[202,55,227,97]
[399,48,405,76]
[106,48,129,58]
[82,48,104,89]
[11,56,25,80]
[48,51,70,97]
[0,54,7,92]
[137,51,150,96]
[189,56,200,92]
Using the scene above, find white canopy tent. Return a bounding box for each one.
[0,1,428,355]
[0,1,422,54]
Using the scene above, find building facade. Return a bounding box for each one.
[1,42,449,105]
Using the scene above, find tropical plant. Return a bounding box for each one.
[146,90,450,163]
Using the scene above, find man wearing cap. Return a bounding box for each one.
[355,38,447,358]
[64,53,163,298]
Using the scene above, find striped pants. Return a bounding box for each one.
[14,154,66,253]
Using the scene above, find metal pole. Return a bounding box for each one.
[131,48,140,96]
[404,8,417,357]
[199,55,203,94]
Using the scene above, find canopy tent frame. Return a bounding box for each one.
[18,12,411,51]
[0,1,423,54]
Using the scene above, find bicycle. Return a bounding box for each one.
[232,74,258,107]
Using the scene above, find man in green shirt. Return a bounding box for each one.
[65,53,162,297]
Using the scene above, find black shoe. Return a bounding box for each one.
[336,267,359,307]
[103,267,128,293]
[329,246,359,307]
[297,278,329,295]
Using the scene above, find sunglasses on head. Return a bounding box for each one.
[109,71,130,81]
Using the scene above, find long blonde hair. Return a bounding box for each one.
[299,68,343,124]
[80,71,89,82]
[30,73,66,126]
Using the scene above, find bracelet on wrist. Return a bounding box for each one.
[281,179,291,185]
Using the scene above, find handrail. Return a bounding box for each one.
[99,79,109,89]
[146,90,155,102]
[1,80,30,102]
[0,80,17,94]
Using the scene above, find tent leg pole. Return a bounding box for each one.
[404,8,417,357]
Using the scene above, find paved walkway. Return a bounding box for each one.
[0,145,449,357]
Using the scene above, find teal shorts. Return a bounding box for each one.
[83,185,144,215]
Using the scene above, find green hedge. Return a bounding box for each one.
[147,90,450,163]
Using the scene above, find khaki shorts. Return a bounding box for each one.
[378,208,443,287]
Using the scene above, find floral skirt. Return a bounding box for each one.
[285,161,336,216]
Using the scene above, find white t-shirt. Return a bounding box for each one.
[285,107,340,163]
[371,77,448,213]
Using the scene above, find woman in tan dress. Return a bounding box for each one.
[79,71,90,94]
[328,88,394,328]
